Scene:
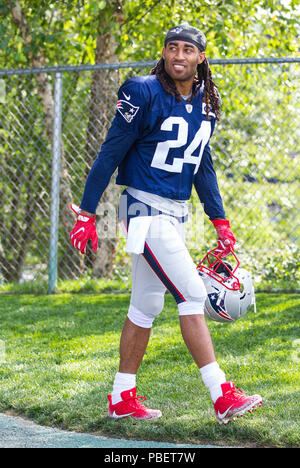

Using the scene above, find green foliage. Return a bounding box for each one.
[0,0,299,289]
[1,1,298,69]
[120,0,299,61]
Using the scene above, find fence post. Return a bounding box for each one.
[48,72,63,294]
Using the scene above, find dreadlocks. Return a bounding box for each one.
[150,57,220,121]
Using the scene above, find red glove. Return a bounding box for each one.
[69,204,98,254]
[211,219,236,258]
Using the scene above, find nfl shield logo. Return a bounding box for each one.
[185,104,193,113]
[171,27,183,34]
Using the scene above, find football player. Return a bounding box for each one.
[70,24,262,425]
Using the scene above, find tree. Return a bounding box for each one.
[79,1,126,277]
[1,1,79,281]
[0,0,128,280]
[0,0,298,286]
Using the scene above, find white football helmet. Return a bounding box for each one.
[197,248,256,323]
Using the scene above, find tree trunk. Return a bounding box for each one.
[9,1,83,280]
[84,7,124,278]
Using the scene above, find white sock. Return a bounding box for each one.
[199,361,226,403]
[111,372,136,405]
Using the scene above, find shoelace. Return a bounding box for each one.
[124,395,147,408]
[224,388,246,401]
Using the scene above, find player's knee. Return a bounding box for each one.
[178,275,207,316]
[128,293,165,328]
[186,274,207,301]
[142,292,165,318]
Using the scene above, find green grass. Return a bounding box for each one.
[0,292,299,447]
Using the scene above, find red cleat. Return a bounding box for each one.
[108,387,162,420]
[214,381,262,425]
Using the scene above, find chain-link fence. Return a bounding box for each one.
[0,58,299,293]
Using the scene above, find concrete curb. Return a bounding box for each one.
[0,413,220,449]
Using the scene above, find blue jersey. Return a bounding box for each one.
[80,75,225,220]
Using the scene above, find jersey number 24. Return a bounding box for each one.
[151,117,211,174]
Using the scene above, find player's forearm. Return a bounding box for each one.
[79,169,108,215]
[79,149,122,214]
[194,170,225,220]
[194,144,226,220]
[79,123,137,213]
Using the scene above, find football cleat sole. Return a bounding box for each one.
[217,398,262,425]
[108,409,162,421]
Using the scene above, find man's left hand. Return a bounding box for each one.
[211,219,236,257]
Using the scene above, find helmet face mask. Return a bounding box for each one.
[197,248,256,323]
[197,247,241,291]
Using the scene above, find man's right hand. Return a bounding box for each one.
[69,203,98,254]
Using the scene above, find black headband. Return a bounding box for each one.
[164,25,207,52]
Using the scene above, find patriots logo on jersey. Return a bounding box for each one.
[117,100,140,123]
[207,291,233,321]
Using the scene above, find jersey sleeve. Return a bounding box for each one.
[193,143,226,220]
[79,80,147,214]
[114,79,147,134]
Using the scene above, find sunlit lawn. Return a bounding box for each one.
[0,292,299,447]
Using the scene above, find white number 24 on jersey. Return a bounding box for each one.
[151,116,211,174]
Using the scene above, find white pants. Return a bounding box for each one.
[125,215,207,328]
